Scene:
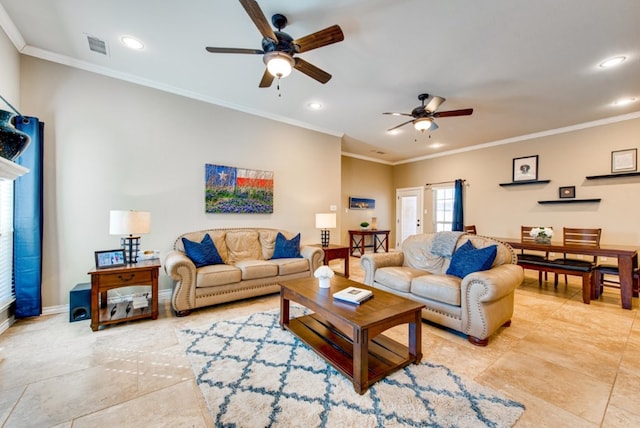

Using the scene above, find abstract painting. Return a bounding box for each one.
[205,164,273,213]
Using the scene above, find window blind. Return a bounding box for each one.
[0,179,14,307]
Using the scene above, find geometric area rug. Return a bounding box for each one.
[178,307,525,428]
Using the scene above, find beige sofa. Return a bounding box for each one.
[164,228,324,316]
[360,233,523,346]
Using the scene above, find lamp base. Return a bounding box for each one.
[121,236,141,264]
[320,230,330,248]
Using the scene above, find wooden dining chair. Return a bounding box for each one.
[464,225,477,234]
[553,227,601,286]
[592,264,639,300]
[518,226,551,284]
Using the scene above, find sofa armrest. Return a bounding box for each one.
[164,250,197,311]
[360,251,405,285]
[300,245,324,272]
[461,264,524,303]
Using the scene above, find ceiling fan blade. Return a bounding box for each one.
[424,96,446,113]
[433,108,474,118]
[383,112,413,117]
[239,0,278,41]
[293,25,344,53]
[259,68,275,88]
[293,57,332,84]
[205,47,264,54]
[387,119,414,132]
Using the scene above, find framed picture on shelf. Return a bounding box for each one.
[512,155,538,182]
[94,249,126,269]
[611,148,637,173]
[558,186,576,199]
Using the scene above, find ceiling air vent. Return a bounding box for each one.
[87,35,108,55]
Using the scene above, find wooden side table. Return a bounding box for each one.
[87,259,160,331]
[312,244,350,278]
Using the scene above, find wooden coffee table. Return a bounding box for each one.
[279,276,424,394]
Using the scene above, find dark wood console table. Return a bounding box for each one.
[349,230,390,257]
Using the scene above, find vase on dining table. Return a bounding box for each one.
[535,236,551,244]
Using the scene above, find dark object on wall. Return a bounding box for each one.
[512,155,538,182]
[0,109,31,161]
[349,197,375,210]
[69,283,91,322]
[558,186,576,199]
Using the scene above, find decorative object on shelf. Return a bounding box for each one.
[611,148,637,173]
[360,221,370,230]
[558,186,576,199]
[314,265,334,288]
[512,155,538,182]
[94,249,127,269]
[349,196,375,209]
[109,210,151,264]
[371,217,377,230]
[529,226,553,244]
[205,164,274,213]
[315,212,336,247]
[0,109,31,161]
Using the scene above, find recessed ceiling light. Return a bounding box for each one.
[121,36,144,50]
[429,142,443,149]
[386,129,402,135]
[599,56,626,68]
[307,102,323,110]
[612,97,637,106]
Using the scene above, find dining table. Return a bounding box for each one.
[496,237,639,309]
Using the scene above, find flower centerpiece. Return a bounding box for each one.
[529,227,553,244]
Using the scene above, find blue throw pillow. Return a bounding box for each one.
[446,241,498,278]
[182,234,223,268]
[271,232,302,259]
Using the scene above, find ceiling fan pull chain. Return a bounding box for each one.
[277,77,282,97]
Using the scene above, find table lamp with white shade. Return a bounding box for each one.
[109,210,151,264]
[315,212,336,248]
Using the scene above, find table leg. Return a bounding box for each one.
[618,255,633,310]
[280,292,290,329]
[151,270,159,320]
[344,253,349,278]
[352,328,368,394]
[409,311,422,363]
[90,278,99,332]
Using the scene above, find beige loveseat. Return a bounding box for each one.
[164,228,324,316]
[361,233,523,346]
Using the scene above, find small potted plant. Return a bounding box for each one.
[360,221,370,230]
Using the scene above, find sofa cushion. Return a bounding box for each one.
[234,260,278,280]
[272,232,302,259]
[195,264,242,287]
[375,266,428,293]
[226,230,262,263]
[269,258,310,275]
[446,241,497,278]
[411,274,462,306]
[182,234,224,268]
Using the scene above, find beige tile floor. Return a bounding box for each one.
[1,259,639,427]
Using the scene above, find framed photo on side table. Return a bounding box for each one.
[95,249,126,269]
[512,155,538,182]
[559,186,576,199]
[611,148,637,173]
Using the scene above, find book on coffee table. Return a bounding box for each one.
[333,286,373,304]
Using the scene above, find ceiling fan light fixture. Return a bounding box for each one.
[264,52,294,78]
[599,55,626,68]
[414,118,433,131]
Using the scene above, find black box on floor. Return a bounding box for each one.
[69,282,91,322]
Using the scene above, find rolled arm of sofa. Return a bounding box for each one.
[164,250,197,311]
[300,245,324,272]
[461,264,524,340]
[360,251,405,285]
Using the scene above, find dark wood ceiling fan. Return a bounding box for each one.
[205,0,344,87]
[384,93,473,132]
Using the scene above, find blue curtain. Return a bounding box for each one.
[452,179,464,232]
[14,116,44,318]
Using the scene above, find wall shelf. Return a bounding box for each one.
[538,198,601,205]
[499,179,551,187]
[585,172,640,180]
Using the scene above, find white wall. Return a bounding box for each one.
[19,56,342,307]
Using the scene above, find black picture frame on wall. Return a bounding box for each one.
[512,155,538,182]
[558,186,576,199]
[94,249,126,269]
[611,148,637,173]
